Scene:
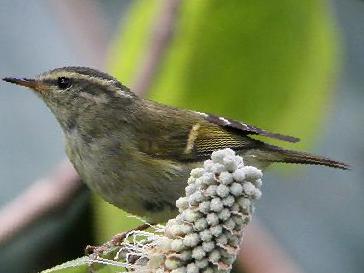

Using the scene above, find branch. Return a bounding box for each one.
[132,0,181,94]
[0,161,81,244]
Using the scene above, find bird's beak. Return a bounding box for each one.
[2,77,46,93]
[3,77,37,88]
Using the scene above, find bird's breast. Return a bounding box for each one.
[64,131,191,222]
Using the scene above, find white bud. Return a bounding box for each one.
[205,185,218,197]
[165,222,182,238]
[223,156,238,172]
[180,224,193,235]
[209,249,221,263]
[195,177,204,187]
[243,166,263,180]
[179,250,192,261]
[218,208,231,221]
[254,178,263,187]
[242,182,257,196]
[232,168,246,182]
[231,203,240,212]
[222,195,235,207]
[171,239,185,252]
[194,218,208,231]
[223,218,236,231]
[210,225,223,237]
[201,172,215,185]
[211,150,225,163]
[253,189,262,199]
[235,155,244,165]
[222,255,236,265]
[176,197,189,210]
[202,241,215,252]
[166,218,178,226]
[230,182,243,196]
[191,168,205,178]
[216,234,228,246]
[183,233,200,247]
[203,160,215,171]
[237,197,251,213]
[210,198,224,212]
[187,263,199,273]
[187,177,196,185]
[158,236,171,250]
[165,258,183,270]
[199,201,211,214]
[242,214,252,224]
[196,258,209,269]
[206,213,219,226]
[189,191,205,206]
[192,246,206,260]
[210,163,225,174]
[232,215,244,227]
[219,171,233,185]
[183,209,201,223]
[216,184,230,198]
[227,234,240,247]
[233,215,250,228]
[185,184,197,196]
[199,229,213,242]
[224,148,236,156]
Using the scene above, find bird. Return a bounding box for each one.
[3,67,349,223]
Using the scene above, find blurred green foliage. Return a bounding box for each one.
[41,1,339,272]
[110,0,337,145]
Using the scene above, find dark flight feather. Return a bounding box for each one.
[198,112,300,143]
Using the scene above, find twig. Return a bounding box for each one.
[132,0,181,94]
[0,161,81,244]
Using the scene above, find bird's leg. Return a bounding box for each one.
[111,223,152,245]
[85,223,154,256]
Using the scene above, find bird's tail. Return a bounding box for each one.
[253,144,350,170]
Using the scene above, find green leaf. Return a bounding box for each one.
[40,257,89,273]
[40,255,125,273]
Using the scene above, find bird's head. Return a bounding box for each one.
[3,67,137,132]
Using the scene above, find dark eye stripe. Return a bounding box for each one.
[43,79,58,85]
[42,78,70,88]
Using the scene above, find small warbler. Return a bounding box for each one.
[3,67,349,223]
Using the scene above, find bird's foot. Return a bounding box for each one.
[85,223,154,256]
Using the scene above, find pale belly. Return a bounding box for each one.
[65,134,196,223]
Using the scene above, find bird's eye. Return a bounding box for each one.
[57,77,72,89]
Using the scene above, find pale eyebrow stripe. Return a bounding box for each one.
[40,71,134,98]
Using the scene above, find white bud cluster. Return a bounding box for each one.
[157,148,263,273]
[89,149,263,273]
